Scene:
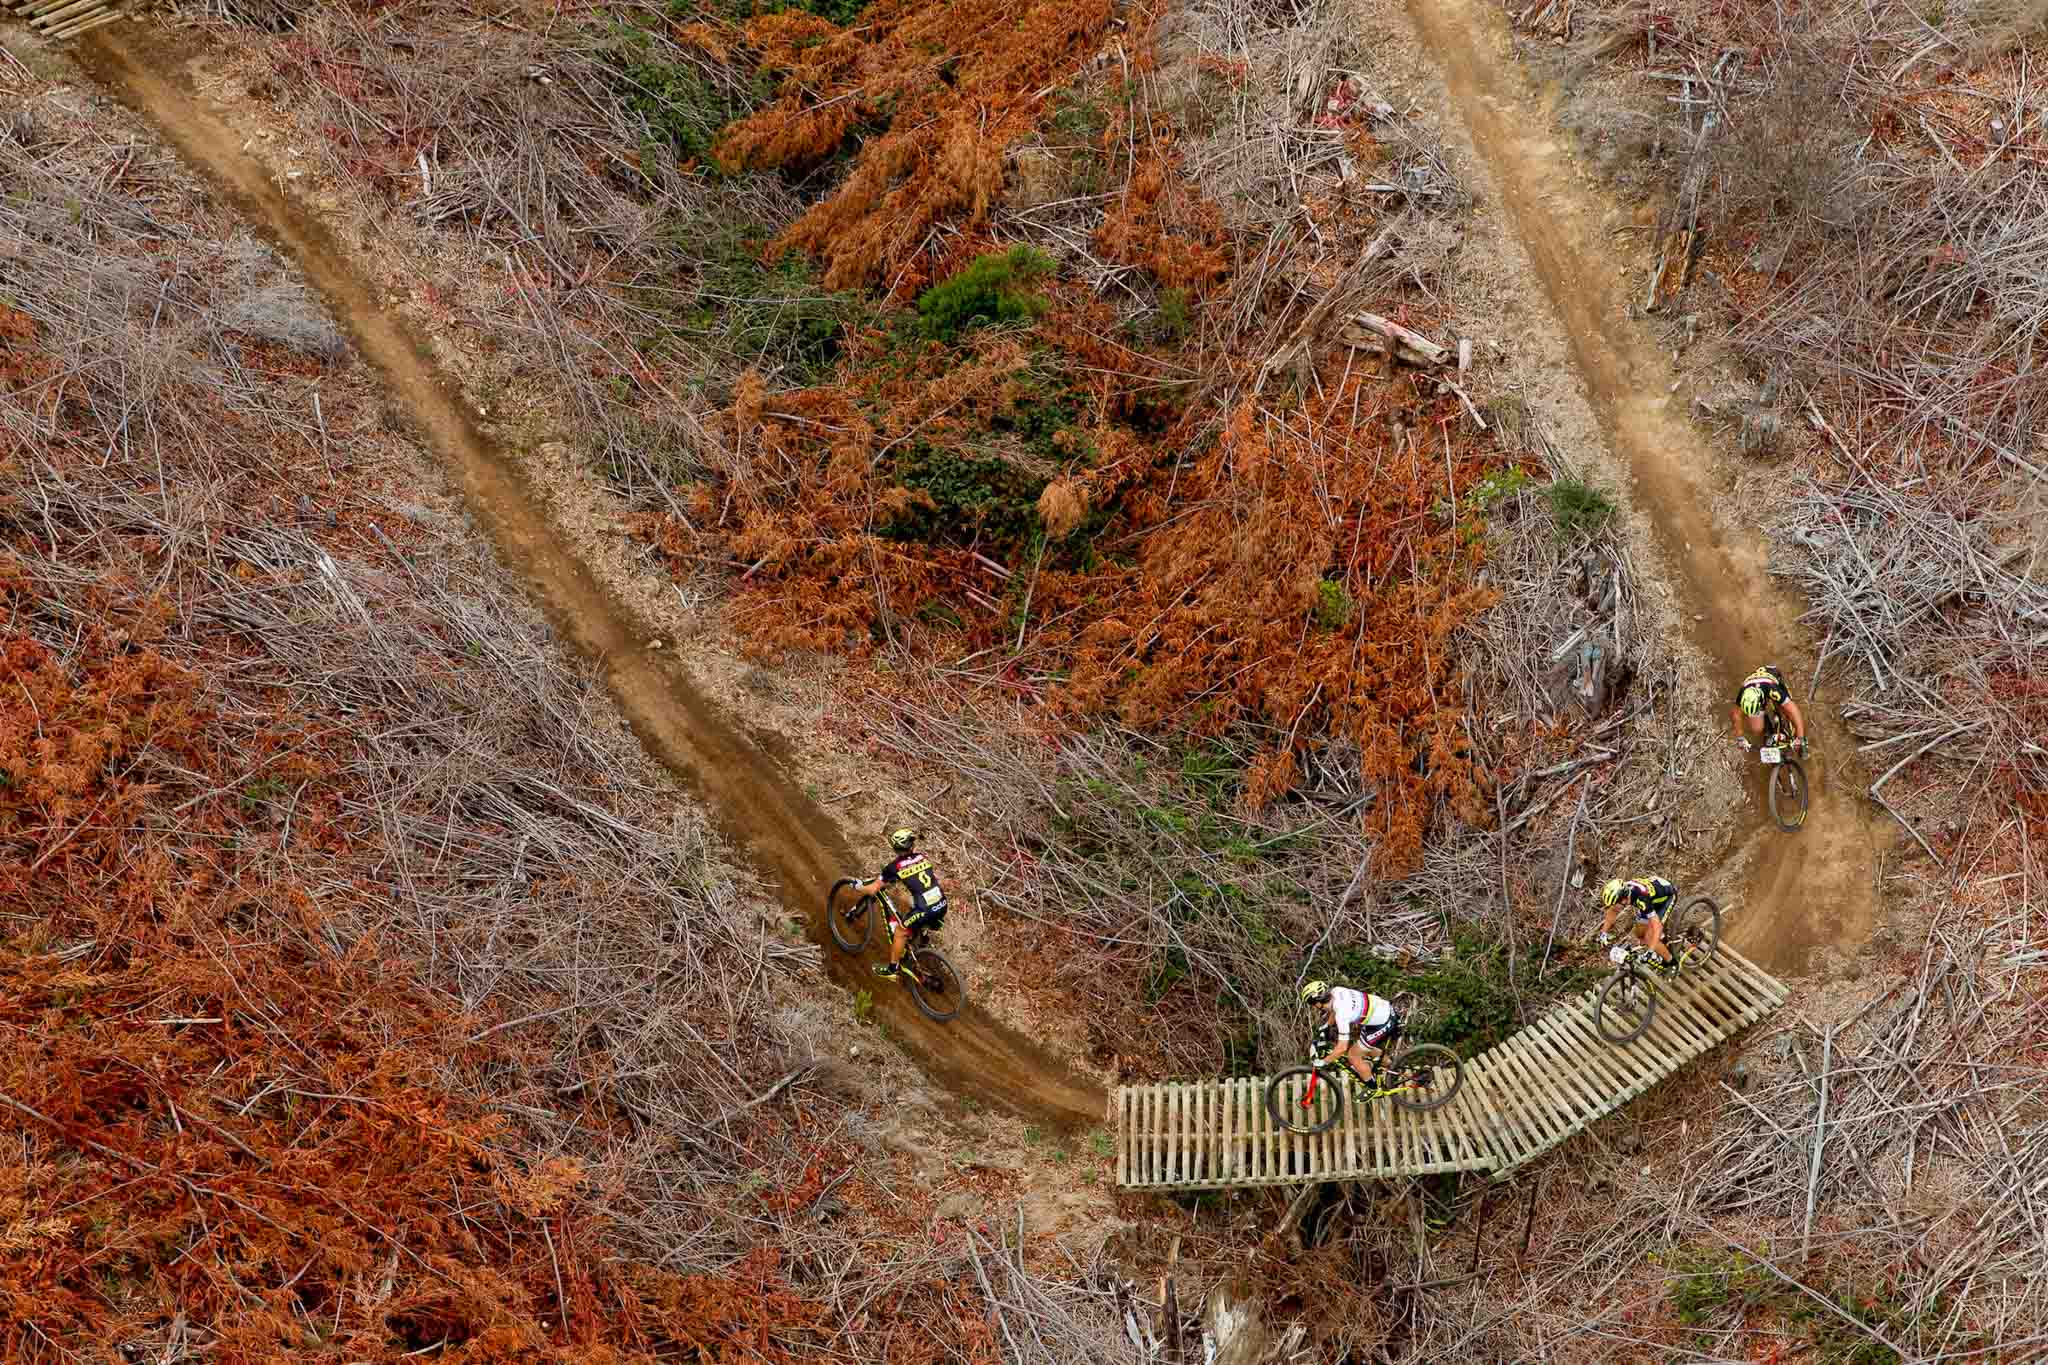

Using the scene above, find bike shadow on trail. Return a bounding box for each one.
[74,20,1105,1133]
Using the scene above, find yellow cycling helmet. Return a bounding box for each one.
[887,827,917,852]
[1300,979,1332,1005]
[1739,685,1766,716]
[1600,879,1627,908]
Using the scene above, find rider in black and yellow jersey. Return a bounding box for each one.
[1730,664,1807,754]
[857,827,948,979]
[1595,875,1679,971]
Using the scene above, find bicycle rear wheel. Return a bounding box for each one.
[904,945,964,1022]
[826,878,872,953]
[1265,1066,1343,1134]
[1594,968,1656,1044]
[1769,758,1808,832]
[1387,1043,1463,1112]
[1672,896,1722,967]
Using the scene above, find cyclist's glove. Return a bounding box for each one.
[1596,931,1614,947]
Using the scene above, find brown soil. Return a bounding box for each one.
[74,21,1104,1130]
[1393,0,1891,976]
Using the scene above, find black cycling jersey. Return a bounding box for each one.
[1618,876,1676,921]
[1738,666,1790,722]
[880,851,947,927]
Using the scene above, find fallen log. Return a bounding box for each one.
[1341,310,1450,366]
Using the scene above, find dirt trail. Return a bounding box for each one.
[77,25,1104,1128]
[1398,0,1889,973]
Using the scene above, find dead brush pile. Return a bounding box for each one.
[1549,0,2048,865]
[0,75,1018,1363]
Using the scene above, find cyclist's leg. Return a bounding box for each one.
[1357,1018,1396,1085]
[1331,1040,1375,1088]
[873,895,911,975]
[1642,910,1673,965]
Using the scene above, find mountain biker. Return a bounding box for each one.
[1596,876,1679,972]
[1300,981,1400,1089]
[856,827,947,980]
[1730,665,1806,754]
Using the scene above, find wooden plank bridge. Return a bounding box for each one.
[1116,946,1788,1191]
[7,0,127,43]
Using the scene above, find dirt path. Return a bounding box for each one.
[1397,0,1889,973]
[76,24,1104,1129]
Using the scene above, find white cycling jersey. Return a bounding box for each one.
[1329,987,1392,1041]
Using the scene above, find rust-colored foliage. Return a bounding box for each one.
[0,626,846,1360]
[680,318,1503,871]
[718,0,1116,292]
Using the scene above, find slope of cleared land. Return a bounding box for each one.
[10,0,2041,1358]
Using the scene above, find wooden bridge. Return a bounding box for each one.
[1116,947,1788,1190]
[7,0,126,43]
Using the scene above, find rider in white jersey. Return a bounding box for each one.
[1301,981,1401,1088]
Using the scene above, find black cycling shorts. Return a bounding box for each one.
[1353,1013,1401,1052]
[897,902,945,934]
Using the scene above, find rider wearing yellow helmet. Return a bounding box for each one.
[1595,875,1679,971]
[857,827,948,979]
[1730,665,1805,754]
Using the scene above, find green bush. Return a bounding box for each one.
[687,239,864,380]
[717,0,870,21]
[609,21,770,166]
[884,443,1047,551]
[1546,476,1617,538]
[1314,579,1353,630]
[916,246,1057,341]
[1156,287,1192,342]
[1326,930,1602,1055]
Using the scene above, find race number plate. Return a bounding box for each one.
[1608,945,1631,965]
[1759,746,1782,764]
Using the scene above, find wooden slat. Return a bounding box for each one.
[1122,1080,1138,1186]
[1114,949,1787,1189]
[1174,1084,1187,1184]
[1518,1016,1598,1121]
[1489,1035,1564,1147]
[1464,1057,1524,1169]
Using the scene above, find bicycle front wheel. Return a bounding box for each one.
[904,946,964,1022]
[826,878,872,953]
[1594,969,1656,1044]
[1769,758,1809,832]
[1388,1043,1464,1112]
[1265,1066,1343,1134]
[1672,896,1722,966]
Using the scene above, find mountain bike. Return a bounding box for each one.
[1752,731,1810,832]
[1592,896,1722,1044]
[1263,1027,1464,1134]
[825,877,965,1022]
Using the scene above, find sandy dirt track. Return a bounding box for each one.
[74,22,1107,1129]
[1398,0,1889,975]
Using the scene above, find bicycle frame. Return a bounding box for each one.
[1296,1048,1407,1110]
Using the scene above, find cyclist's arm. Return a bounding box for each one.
[1780,697,1806,740]
[1729,705,1747,739]
[1598,903,1620,938]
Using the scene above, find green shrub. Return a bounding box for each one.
[687,239,864,380]
[916,246,1057,341]
[884,443,1047,552]
[1314,579,1353,630]
[610,23,769,166]
[1326,930,1602,1054]
[1156,287,1191,342]
[1546,476,1617,538]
